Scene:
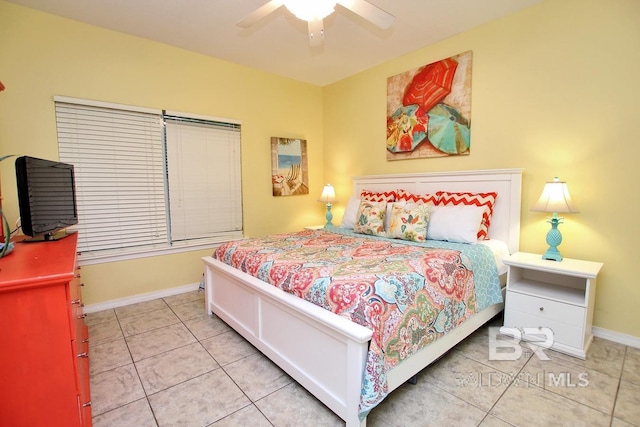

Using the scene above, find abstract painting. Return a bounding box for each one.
[386,51,472,160]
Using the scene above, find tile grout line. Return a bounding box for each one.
[161,294,277,426]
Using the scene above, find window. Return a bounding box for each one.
[55,97,242,263]
[163,113,242,243]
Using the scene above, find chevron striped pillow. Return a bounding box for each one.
[435,191,498,240]
[396,189,439,205]
[360,189,396,202]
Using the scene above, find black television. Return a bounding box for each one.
[15,156,78,242]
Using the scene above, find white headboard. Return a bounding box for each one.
[352,168,523,254]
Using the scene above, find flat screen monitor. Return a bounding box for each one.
[15,156,78,242]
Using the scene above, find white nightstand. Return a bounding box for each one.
[502,252,603,359]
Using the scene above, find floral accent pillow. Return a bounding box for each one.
[354,200,387,237]
[388,203,430,242]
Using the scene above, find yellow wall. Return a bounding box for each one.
[0,1,325,304]
[323,0,640,337]
[1,0,639,338]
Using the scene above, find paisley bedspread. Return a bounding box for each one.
[213,227,502,417]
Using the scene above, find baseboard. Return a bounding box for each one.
[84,282,202,314]
[592,326,640,349]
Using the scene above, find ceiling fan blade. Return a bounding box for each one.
[308,19,325,47]
[336,0,395,29]
[237,0,285,28]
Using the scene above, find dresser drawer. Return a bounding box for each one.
[69,273,85,342]
[505,291,584,328]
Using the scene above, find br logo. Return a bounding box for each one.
[488,327,554,361]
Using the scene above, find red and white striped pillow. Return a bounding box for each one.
[396,189,439,205]
[435,191,498,240]
[360,189,396,202]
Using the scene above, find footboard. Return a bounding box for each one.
[202,256,372,427]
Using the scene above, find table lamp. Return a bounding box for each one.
[531,177,579,261]
[318,184,337,227]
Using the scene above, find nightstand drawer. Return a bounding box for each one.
[504,309,583,349]
[506,291,584,328]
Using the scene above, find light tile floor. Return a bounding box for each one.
[88,290,640,427]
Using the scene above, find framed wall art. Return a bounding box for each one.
[271,137,309,196]
[386,51,473,160]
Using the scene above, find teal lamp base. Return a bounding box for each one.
[324,203,334,227]
[542,215,564,261]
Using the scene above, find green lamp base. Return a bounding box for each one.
[542,215,564,262]
[324,203,334,227]
[542,247,563,262]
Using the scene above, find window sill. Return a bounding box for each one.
[77,236,243,266]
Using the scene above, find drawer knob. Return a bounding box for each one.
[83,401,92,407]
[71,299,81,305]
[539,307,544,312]
[77,352,89,358]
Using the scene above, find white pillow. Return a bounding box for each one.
[427,205,485,244]
[340,196,361,228]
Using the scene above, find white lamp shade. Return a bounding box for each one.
[318,184,337,203]
[531,178,579,214]
[284,0,337,21]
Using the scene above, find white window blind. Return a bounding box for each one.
[54,97,243,260]
[164,115,242,243]
[56,100,167,253]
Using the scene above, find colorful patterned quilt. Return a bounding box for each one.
[213,227,502,417]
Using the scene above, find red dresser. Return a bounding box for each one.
[0,232,91,426]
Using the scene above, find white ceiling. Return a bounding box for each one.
[8,0,542,86]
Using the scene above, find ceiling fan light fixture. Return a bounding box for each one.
[284,0,337,22]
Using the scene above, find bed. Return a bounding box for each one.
[202,168,522,426]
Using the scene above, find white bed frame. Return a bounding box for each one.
[202,168,522,426]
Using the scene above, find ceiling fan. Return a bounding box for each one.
[237,0,395,47]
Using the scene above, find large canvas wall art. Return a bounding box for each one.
[386,51,472,160]
[271,137,309,196]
